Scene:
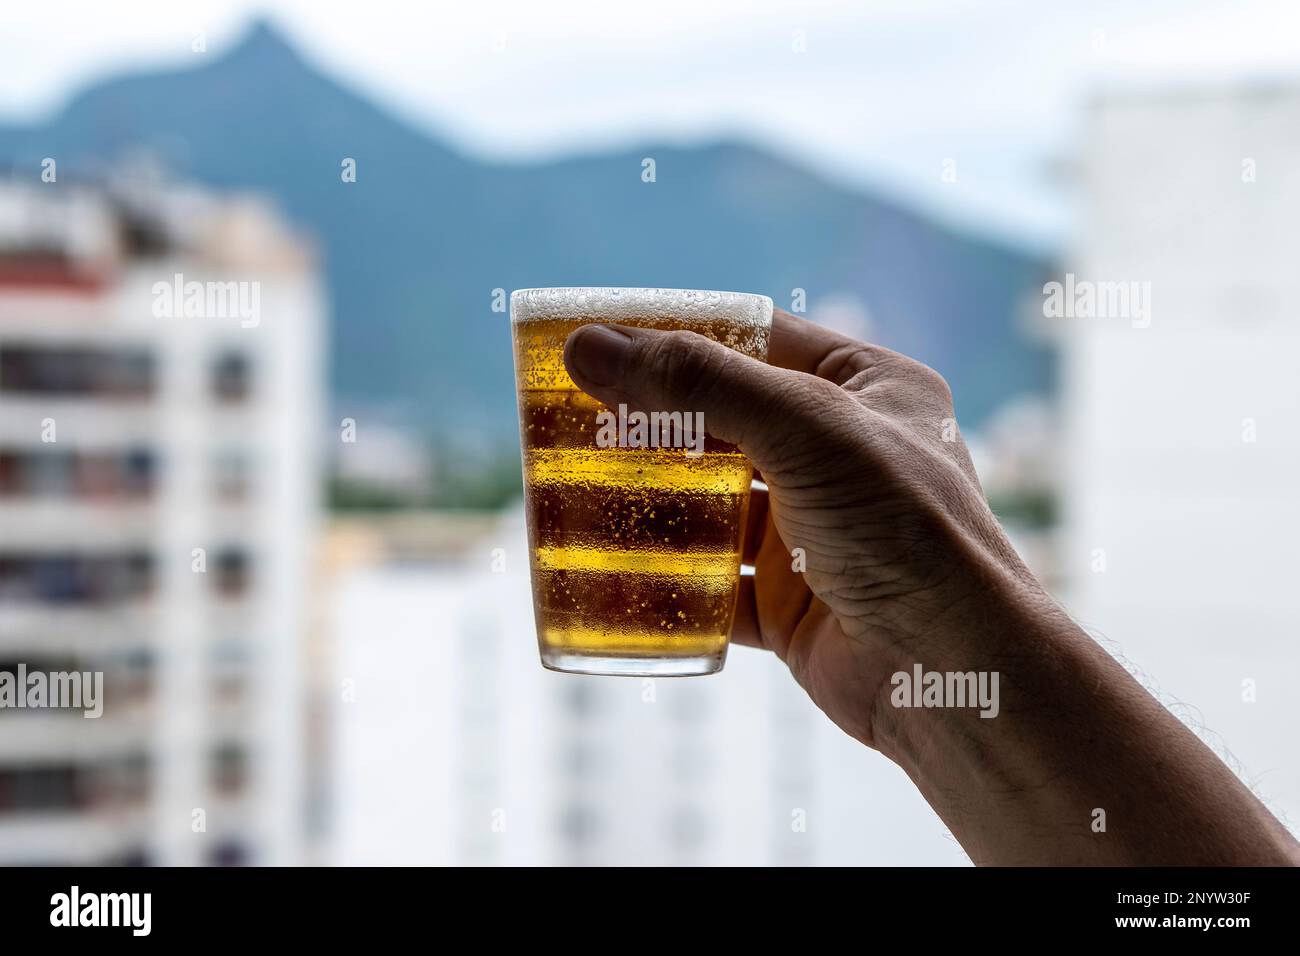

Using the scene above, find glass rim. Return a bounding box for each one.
[509,287,774,325]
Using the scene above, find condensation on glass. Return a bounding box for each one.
[510,288,772,676]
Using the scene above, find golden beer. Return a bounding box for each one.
[510,288,772,676]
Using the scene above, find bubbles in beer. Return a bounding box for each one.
[511,289,770,672]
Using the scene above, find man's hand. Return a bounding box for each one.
[564,309,1041,748]
[563,308,1300,866]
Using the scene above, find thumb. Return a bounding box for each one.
[562,323,834,468]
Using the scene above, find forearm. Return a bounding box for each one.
[562,309,1298,865]
[870,569,1300,866]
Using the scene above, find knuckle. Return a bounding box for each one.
[816,342,877,386]
[906,360,953,406]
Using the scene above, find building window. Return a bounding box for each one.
[0,449,156,499]
[0,552,154,604]
[213,548,251,598]
[0,345,154,398]
[211,351,252,403]
[210,743,249,796]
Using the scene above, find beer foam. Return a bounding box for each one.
[510,287,773,328]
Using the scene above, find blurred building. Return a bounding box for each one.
[324,509,969,866]
[1061,84,1300,826]
[0,178,324,864]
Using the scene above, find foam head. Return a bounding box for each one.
[510,287,773,330]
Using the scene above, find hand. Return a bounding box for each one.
[563,308,1300,866]
[563,308,1036,750]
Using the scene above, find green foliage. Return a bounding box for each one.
[987,489,1057,529]
[327,449,522,513]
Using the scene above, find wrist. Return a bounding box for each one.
[862,549,1076,764]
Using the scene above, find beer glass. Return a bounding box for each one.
[510,288,772,676]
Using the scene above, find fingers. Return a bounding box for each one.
[732,575,762,648]
[562,322,837,469]
[772,309,960,442]
[769,308,891,384]
[730,504,811,656]
[732,482,768,648]
[742,481,768,566]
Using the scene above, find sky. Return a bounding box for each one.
[2,0,1298,249]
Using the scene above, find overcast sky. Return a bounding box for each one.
[3,0,1298,248]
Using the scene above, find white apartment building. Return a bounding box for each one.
[0,180,324,864]
[327,508,969,866]
[1062,84,1300,828]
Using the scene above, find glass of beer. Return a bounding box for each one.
[510,288,772,677]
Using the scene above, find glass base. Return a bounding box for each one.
[540,649,725,677]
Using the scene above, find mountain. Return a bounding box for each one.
[0,20,1053,443]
